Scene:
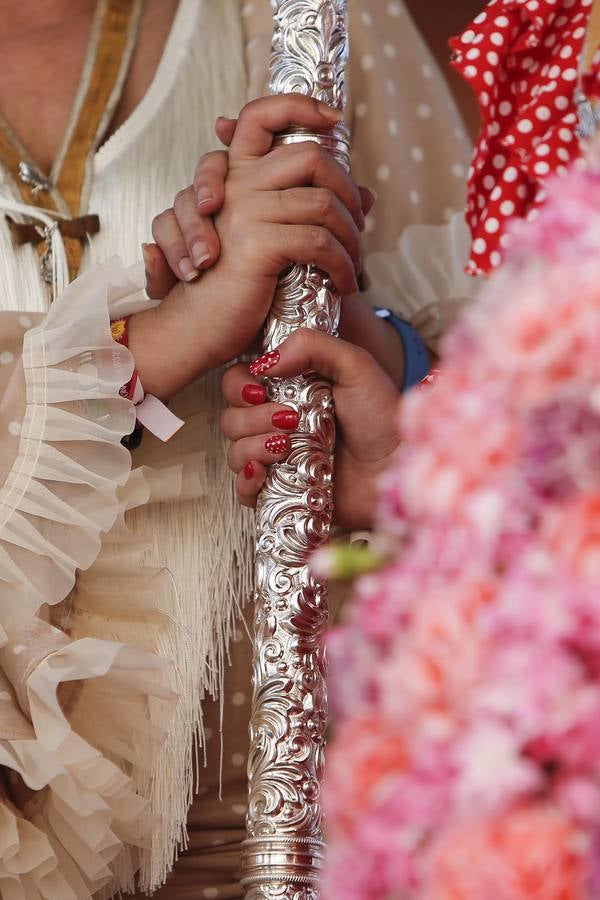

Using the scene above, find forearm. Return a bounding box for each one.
[127,281,222,400]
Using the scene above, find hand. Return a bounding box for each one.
[129,94,367,399]
[220,329,401,530]
[142,161,225,298]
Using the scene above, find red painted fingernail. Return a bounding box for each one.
[272,409,299,430]
[242,384,267,405]
[249,350,280,377]
[244,461,254,480]
[265,434,290,455]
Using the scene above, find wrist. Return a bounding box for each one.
[127,282,216,400]
[339,295,406,389]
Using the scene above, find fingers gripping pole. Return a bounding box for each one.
[241,3,350,898]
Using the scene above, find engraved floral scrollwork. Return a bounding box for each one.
[242,2,349,898]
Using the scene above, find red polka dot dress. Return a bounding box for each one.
[450,0,599,276]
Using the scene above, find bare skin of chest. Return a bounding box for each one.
[0,0,178,175]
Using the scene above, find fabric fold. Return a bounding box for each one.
[0,258,137,646]
[362,213,480,350]
[0,257,195,897]
[450,0,591,275]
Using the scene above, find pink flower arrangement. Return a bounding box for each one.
[323,156,600,898]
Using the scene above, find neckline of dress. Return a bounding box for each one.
[94,0,200,173]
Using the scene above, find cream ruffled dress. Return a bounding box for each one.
[0,1,477,897]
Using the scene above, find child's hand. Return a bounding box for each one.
[143,152,228,298]
[130,94,366,399]
[220,329,401,530]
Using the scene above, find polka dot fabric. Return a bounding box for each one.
[450,0,598,276]
[244,0,473,258]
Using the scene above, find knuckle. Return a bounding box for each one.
[293,328,314,357]
[194,150,226,181]
[151,208,174,239]
[173,187,190,211]
[193,153,211,181]
[311,226,332,252]
[226,442,238,473]
[221,367,238,399]
[348,343,372,368]
[238,98,259,125]
[219,409,233,437]
[303,142,325,169]
[166,235,185,256]
[314,188,334,218]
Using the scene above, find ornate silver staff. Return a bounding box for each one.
[241,2,349,897]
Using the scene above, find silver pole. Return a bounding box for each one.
[241,2,349,898]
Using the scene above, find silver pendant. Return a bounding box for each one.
[18,161,52,197]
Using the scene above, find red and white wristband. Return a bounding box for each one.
[111,317,184,443]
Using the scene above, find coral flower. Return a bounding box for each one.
[424,807,588,900]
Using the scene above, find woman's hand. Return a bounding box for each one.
[129,94,366,399]
[220,329,401,530]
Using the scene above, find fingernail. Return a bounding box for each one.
[362,188,377,215]
[249,350,280,377]
[265,434,291,455]
[242,384,267,405]
[244,461,254,480]
[192,241,211,267]
[179,256,199,282]
[272,409,299,430]
[318,102,342,121]
[142,242,152,267]
[197,187,214,208]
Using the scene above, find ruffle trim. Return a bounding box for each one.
[450,0,591,276]
[0,258,137,646]
[0,638,173,900]
[362,213,480,350]
[0,258,193,897]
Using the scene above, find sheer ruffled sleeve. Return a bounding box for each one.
[0,258,178,899]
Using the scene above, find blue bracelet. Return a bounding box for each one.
[375,308,430,392]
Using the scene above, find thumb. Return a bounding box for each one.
[215,116,237,147]
[249,329,382,389]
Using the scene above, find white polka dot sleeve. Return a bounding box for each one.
[346,1,481,345]
[348,0,472,255]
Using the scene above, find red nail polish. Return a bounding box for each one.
[272,409,299,430]
[242,384,267,405]
[265,434,290,455]
[249,350,280,377]
[244,461,254,480]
